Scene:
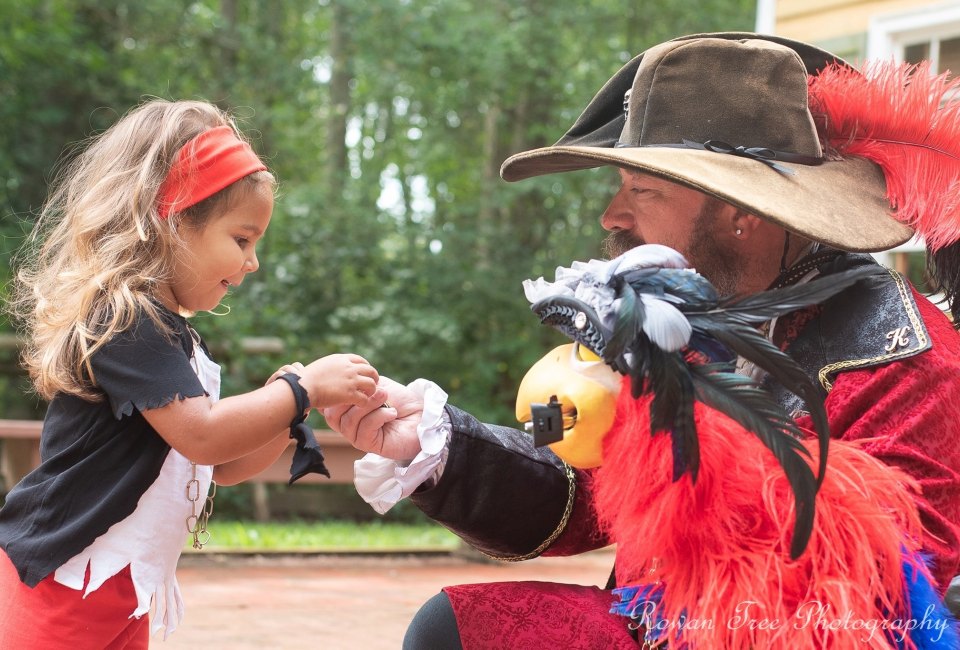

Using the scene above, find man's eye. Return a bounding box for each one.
[235,237,249,247]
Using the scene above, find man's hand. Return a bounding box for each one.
[322,376,425,461]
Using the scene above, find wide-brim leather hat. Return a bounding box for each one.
[500,33,914,253]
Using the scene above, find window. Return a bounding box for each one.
[903,34,960,78]
[867,3,960,65]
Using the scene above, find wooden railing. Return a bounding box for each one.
[0,419,363,491]
[0,336,368,519]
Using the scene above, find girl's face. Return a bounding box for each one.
[161,182,273,313]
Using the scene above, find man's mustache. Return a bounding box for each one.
[601,230,645,259]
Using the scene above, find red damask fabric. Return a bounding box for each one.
[445,581,637,649]
[800,289,960,588]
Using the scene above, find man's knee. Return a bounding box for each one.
[403,591,463,650]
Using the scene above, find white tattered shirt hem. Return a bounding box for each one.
[54,344,220,639]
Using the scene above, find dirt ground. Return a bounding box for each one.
[158,548,615,650]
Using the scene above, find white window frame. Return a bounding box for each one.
[755,0,777,34]
[867,2,960,63]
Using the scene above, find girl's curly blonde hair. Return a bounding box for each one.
[11,99,274,401]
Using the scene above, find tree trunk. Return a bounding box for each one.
[219,0,238,83]
[327,0,352,199]
[476,101,501,270]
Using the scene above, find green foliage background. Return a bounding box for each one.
[0,0,755,425]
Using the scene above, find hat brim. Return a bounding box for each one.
[500,146,912,253]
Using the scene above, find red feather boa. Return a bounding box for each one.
[595,379,927,649]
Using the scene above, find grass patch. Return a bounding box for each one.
[188,519,461,551]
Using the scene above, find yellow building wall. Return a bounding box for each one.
[775,0,944,42]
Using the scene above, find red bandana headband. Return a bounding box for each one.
[157,125,267,218]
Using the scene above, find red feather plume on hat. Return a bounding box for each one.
[808,60,960,251]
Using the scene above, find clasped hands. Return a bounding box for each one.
[266,356,424,462]
[322,376,425,461]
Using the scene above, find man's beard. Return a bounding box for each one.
[687,211,744,297]
[600,198,744,297]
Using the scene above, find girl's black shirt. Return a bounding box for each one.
[0,306,208,587]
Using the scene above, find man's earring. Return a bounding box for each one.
[735,228,743,236]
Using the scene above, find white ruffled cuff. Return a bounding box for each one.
[353,378,451,514]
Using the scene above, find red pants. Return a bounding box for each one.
[0,549,148,649]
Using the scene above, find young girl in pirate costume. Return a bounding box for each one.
[0,99,380,648]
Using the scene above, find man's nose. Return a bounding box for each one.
[599,189,635,232]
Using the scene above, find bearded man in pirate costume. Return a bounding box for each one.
[324,33,960,648]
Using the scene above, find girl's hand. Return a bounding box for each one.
[265,362,305,386]
[301,353,380,408]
